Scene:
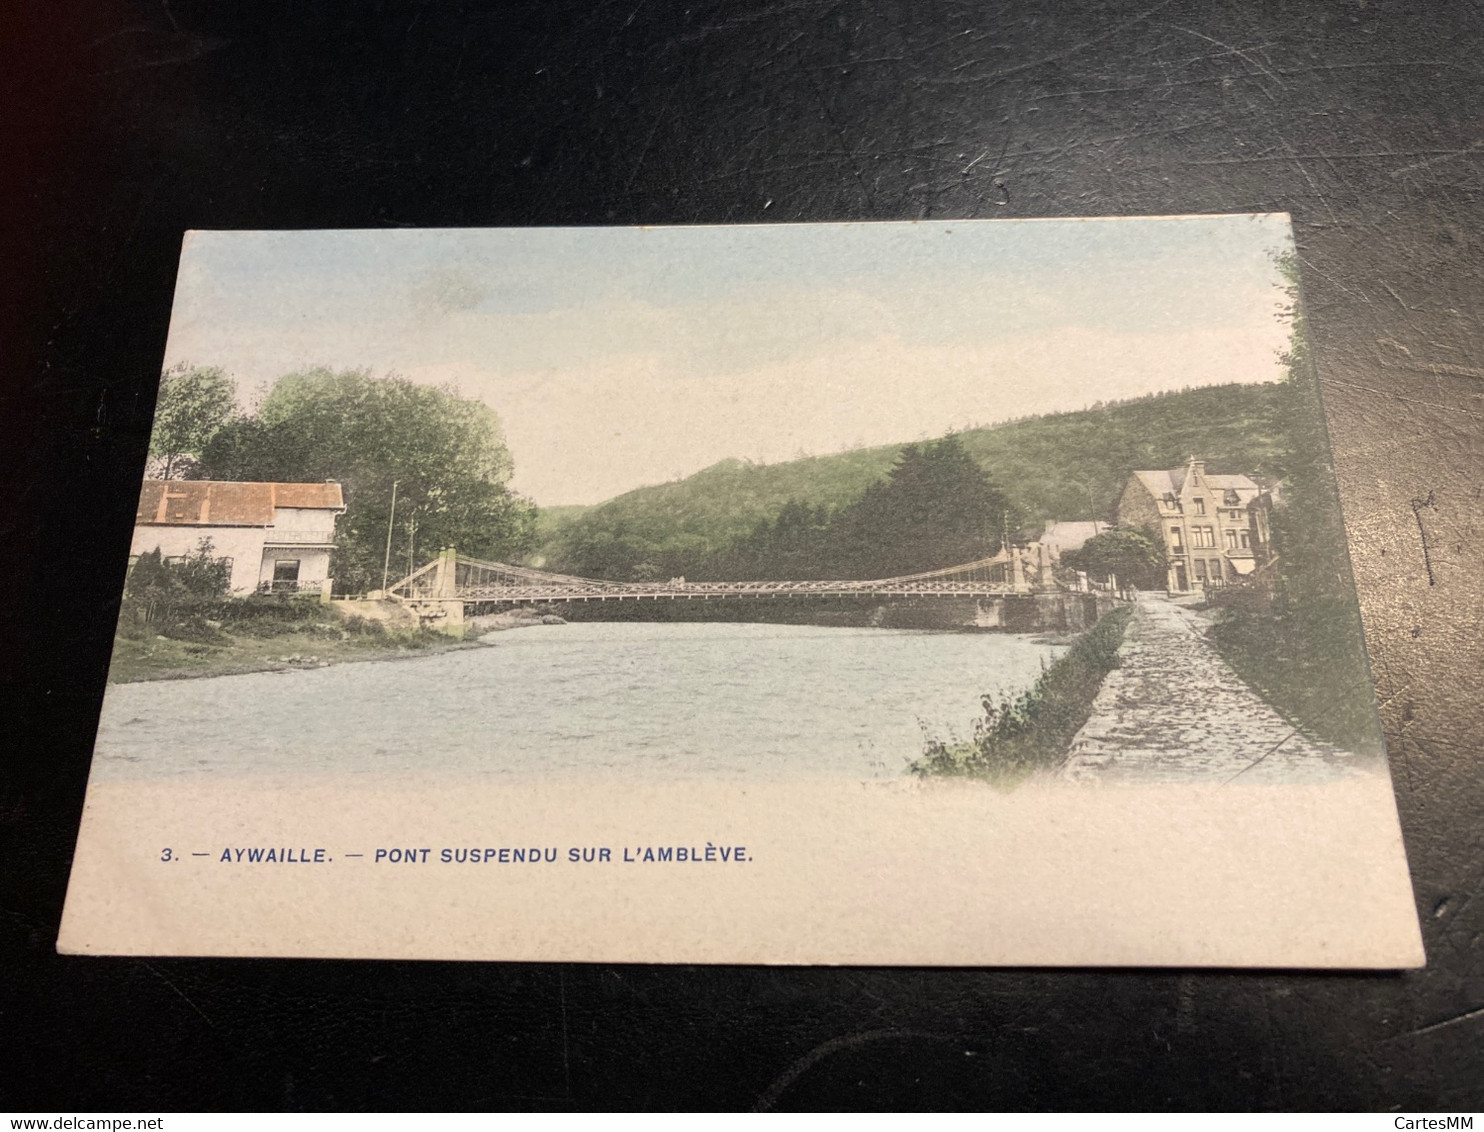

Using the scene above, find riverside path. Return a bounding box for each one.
[1060,592,1364,784]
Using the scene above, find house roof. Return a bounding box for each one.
[1130,467,1262,504]
[136,480,345,526]
[1039,520,1102,551]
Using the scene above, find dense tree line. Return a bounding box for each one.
[151,366,536,594]
[537,383,1289,579]
[1207,254,1382,752]
[569,435,1010,582]
[704,435,1009,580]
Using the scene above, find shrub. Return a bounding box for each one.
[911,606,1132,786]
[120,542,231,639]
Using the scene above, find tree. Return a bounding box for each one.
[831,434,1008,577]
[1202,251,1382,752]
[120,541,232,635]
[1062,529,1166,590]
[196,367,536,593]
[149,364,236,478]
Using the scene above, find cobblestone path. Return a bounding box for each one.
[1060,593,1363,784]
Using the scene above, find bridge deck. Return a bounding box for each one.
[456,582,1023,603]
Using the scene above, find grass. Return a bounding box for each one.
[909,605,1133,787]
[108,601,464,683]
[1207,600,1384,756]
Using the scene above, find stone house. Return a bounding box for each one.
[130,480,346,595]
[1114,457,1275,593]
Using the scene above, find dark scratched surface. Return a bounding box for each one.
[2,0,1482,1111]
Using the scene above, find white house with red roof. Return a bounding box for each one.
[130,480,346,594]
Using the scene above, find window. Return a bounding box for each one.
[1169,526,1183,551]
[273,559,301,582]
[1225,529,1239,550]
[1192,498,1206,515]
[1193,559,1207,580]
[1209,559,1223,583]
[1190,526,1216,549]
[1240,531,1250,549]
[166,555,186,566]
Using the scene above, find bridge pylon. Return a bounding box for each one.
[399,545,466,636]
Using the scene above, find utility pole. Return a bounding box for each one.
[1070,478,1101,534]
[381,479,399,593]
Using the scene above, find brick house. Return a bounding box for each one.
[1114,457,1275,593]
[130,480,346,594]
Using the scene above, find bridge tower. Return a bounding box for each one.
[410,546,466,636]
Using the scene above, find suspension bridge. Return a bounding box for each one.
[383,546,1039,613]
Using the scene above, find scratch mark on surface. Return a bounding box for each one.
[1410,491,1437,586]
[1437,890,1477,942]
[919,0,1180,85]
[1390,140,1484,178]
[89,26,225,75]
[1381,282,1419,315]
[138,960,215,1028]
[805,67,877,212]
[1378,355,1484,381]
[1033,60,1468,101]
[623,90,674,194]
[1323,377,1484,417]
[1295,255,1371,306]
[1219,676,1376,785]
[1285,145,1340,227]
[753,1029,950,1111]
[558,969,573,1099]
[1408,1003,1484,1038]
[1166,24,1284,96]
[1184,148,1484,166]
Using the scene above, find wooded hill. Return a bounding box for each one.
[535,381,1289,580]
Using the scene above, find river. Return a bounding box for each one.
[92,622,1066,783]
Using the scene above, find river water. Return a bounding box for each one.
[93,622,1065,783]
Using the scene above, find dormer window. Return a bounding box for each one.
[1192,498,1205,515]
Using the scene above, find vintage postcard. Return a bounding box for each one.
[59,216,1423,966]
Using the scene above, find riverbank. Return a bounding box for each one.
[107,614,477,684]
[469,608,567,634]
[909,604,1133,786]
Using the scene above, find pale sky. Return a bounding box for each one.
[163,215,1296,505]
